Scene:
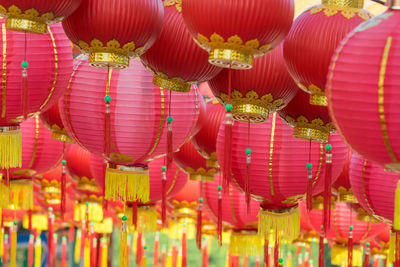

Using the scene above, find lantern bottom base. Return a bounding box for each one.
[76,177,100,193]
[209,48,253,69]
[206,158,220,168]
[6,17,47,34]
[189,173,215,182]
[233,104,268,123]
[89,52,129,69]
[293,126,329,143]
[338,192,358,203]
[230,230,262,256]
[152,75,191,92]
[309,93,328,106]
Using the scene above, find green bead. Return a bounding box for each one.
[218,186,222,191]
[21,61,28,68]
[162,166,167,171]
[325,144,332,151]
[62,160,66,165]
[225,104,233,112]
[62,236,67,241]
[104,95,111,103]
[90,222,94,226]
[245,148,252,155]
[366,242,370,247]
[167,116,173,123]
[349,225,353,230]
[199,198,203,203]
[13,221,17,225]
[278,258,283,264]
[122,215,127,221]
[48,207,53,212]
[85,202,89,206]
[144,246,147,250]
[306,163,312,169]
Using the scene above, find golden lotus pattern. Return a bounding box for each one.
[284,115,335,143]
[309,4,372,20]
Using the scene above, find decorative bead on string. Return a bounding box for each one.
[306,162,313,211]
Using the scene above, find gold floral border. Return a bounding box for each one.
[309,4,372,20]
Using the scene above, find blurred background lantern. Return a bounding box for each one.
[326,4,400,174]
[60,57,200,204]
[0,21,72,169]
[283,0,372,106]
[62,0,164,69]
[140,1,221,92]
[40,100,74,143]
[332,150,356,203]
[0,0,81,34]
[182,0,294,69]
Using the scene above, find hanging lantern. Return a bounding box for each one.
[140,2,221,92]
[191,99,225,168]
[283,0,372,106]
[0,0,81,34]
[40,100,74,143]
[62,0,164,69]
[181,0,294,69]
[332,150,357,203]
[0,20,72,169]
[278,90,335,143]
[326,3,400,174]
[174,141,218,182]
[216,113,348,242]
[60,57,200,204]
[207,44,298,123]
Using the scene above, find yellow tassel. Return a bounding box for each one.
[0,227,3,259]
[10,224,17,267]
[105,166,149,203]
[84,238,91,267]
[331,244,363,267]
[101,238,108,267]
[34,238,41,267]
[128,206,157,232]
[167,250,173,267]
[229,231,263,256]
[120,223,128,267]
[394,180,400,230]
[258,206,300,243]
[74,229,81,264]
[177,250,182,267]
[0,128,22,169]
[142,247,147,267]
[389,231,396,263]
[74,202,104,223]
[23,214,48,232]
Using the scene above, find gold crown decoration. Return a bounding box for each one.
[76,176,100,193]
[43,123,74,143]
[39,179,61,194]
[309,1,371,20]
[170,200,198,219]
[312,195,337,210]
[195,33,272,69]
[164,0,182,12]
[220,90,285,123]
[332,186,358,203]
[187,167,218,182]
[195,151,220,168]
[152,72,191,92]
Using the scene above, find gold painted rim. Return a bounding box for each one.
[6,17,47,34]
[206,158,219,168]
[0,125,20,133]
[339,192,358,203]
[44,197,61,205]
[152,75,190,92]
[76,180,100,193]
[89,52,129,69]
[209,48,253,70]
[51,131,75,143]
[41,185,60,194]
[322,0,364,8]
[356,213,380,223]
[189,173,214,182]
[309,93,328,106]
[293,126,329,143]
[233,104,269,123]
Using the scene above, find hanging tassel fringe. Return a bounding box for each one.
[182,227,187,267]
[217,186,223,246]
[364,243,370,267]
[34,237,41,267]
[105,166,149,202]
[196,198,203,250]
[0,179,33,210]
[0,127,22,169]
[154,233,159,267]
[306,163,313,211]
[131,202,138,229]
[161,246,166,267]
[348,226,354,267]
[61,160,67,217]
[264,239,269,267]
[274,240,279,267]
[223,112,233,189]
[136,232,143,266]
[84,238,91,267]
[101,237,108,267]
[52,234,58,267]
[229,231,263,257]
[21,67,29,120]
[167,120,173,169]
[0,227,4,263]
[245,149,251,213]
[162,167,167,227]
[3,233,7,265]
[28,234,34,267]
[323,145,333,231]
[10,223,16,267]
[74,229,81,264]
[331,245,362,267]
[120,217,128,267]
[47,211,54,267]
[319,226,324,267]
[128,206,157,233]
[202,238,209,267]
[61,237,67,267]
[258,206,300,243]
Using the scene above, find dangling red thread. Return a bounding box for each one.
[161,168,167,227]
[182,228,187,267]
[196,199,203,250]
[318,226,324,267]
[136,232,142,266]
[61,158,67,218]
[348,226,354,267]
[217,186,223,246]
[28,234,34,267]
[132,202,138,229]
[166,91,173,169]
[223,68,233,189]
[264,239,269,267]
[323,144,332,231]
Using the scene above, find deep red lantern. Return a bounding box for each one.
[40,100,73,143]
[0,0,81,34]
[326,5,400,174]
[62,0,164,69]
[207,44,298,123]
[332,150,356,202]
[283,0,372,106]
[181,0,294,69]
[140,2,221,92]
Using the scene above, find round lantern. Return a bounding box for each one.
[216,113,348,242]
[332,150,356,203]
[326,5,400,174]
[278,90,334,143]
[60,57,200,204]
[62,0,164,69]
[283,0,372,106]
[140,2,221,92]
[181,0,294,69]
[0,20,72,169]
[0,0,81,34]
[208,44,298,123]
[40,100,73,143]
[174,140,218,182]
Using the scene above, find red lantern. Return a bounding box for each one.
[283,0,372,106]
[326,5,400,174]
[181,0,294,69]
[60,57,200,204]
[62,0,164,69]
[332,150,356,202]
[208,44,298,123]
[0,21,72,169]
[216,113,348,242]
[278,89,334,143]
[40,100,73,143]
[0,0,81,34]
[140,2,221,92]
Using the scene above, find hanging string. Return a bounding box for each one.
[161,165,167,227]
[223,67,233,189]
[196,198,203,250]
[21,33,29,120]
[306,140,313,211]
[245,121,251,213]
[217,185,223,246]
[323,143,332,231]
[166,90,173,168]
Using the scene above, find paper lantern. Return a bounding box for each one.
[40,100,73,143]
[332,150,356,202]
[326,5,400,173]
[283,0,372,106]
[62,0,164,69]
[181,0,294,69]
[60,57,200,204]
[216,113,348,242]
[140,2,221,92]
[208,44,298,123]
[0,0,81,34]
[278,90,334,143]
[0,21,72,169]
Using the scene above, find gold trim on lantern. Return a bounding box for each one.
[309,3,371,20]
[229,230,262,256]
[42,122,74,143]
[293,126,329,143]
[164,0,182,12]
[322,0,364,8]
[309,93,328,106]
[93,217,113,234]
[233,104,269,123]
[74,200,104,223]
[40,179,61,194]
[76,176,100,193]
[332,187,358,203]
[171,200,198,219]
[89,52,129,69]
[6,17,47,34]
[152,74,191,92]
[331,244,363,266]
[284,115,334,143]
[195,33,272,69]
[186,167,217,182]
[356,210,380,223]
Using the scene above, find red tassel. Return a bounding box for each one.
[132,202,138,229]
[154,234,159,267]
[104,92,111,157]
[306,163,313,211]
[167,121,173,169]
[136,232,142,266]
[232,256,239,267]
[182,228,187,267]
[161,167,167,227]
[61,237,67,267]
[323,145,332,231]
[223,114,233,189]
[243,255,248,267]
[364,243,370,267]
[202,239,209,267]
[348,226,354,267]
[264,239,269,267]
[102,199,108,211]
[396,231,400,267]
[161,247,166,267]
[318,226,324,267]
[217,186,223,246]
[47,210,54,267]
[52,234,57,267]
[91,237,98,267]
[61,160,67,218]
[245,151,251,213]
[255,256,260,267]
[172,243,178,267]
[274,241,279,267]
[28,234,34,267]
[68,226,75,242]
[28,210,32,232]
[22,68,29,120]
[196,199,203,250]
[4,233,8,265]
